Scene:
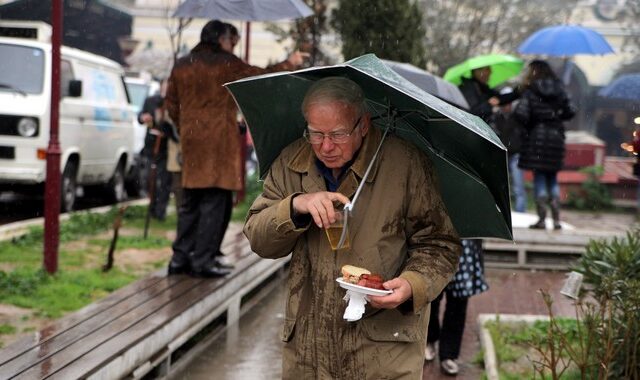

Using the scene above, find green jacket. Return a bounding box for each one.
[244,126,461,378]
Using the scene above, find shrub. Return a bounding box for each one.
[565,166,612,211]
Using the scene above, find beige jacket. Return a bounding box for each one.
[244,127,461,378]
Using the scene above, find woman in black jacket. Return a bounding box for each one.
[515,60,576,229]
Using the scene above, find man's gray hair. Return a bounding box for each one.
[301,77,366,118]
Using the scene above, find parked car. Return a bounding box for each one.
[0,21,136,211]
[124,71,160,197]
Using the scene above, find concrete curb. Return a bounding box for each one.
[477,313,550,380]
[0,198,149,242]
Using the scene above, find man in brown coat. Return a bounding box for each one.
[244,77,461,378]
[165,20,305,277]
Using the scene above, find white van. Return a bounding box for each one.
[0,21,136,211]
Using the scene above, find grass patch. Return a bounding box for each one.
[0,267,136,318]
[0,324,17,335]
[484,317,583,379]
[88,235,173,250]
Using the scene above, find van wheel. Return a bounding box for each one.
[61,162,77,212]
[106,161,126,203]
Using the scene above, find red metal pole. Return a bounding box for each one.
[44,0,63,274]
[244,21,250,63]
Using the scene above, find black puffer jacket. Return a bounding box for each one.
[515,79,575,172]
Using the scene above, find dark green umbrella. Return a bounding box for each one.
[225,54,512,240]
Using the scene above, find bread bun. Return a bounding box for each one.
[341,265,371,284]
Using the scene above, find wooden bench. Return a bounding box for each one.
[0,224,288,379]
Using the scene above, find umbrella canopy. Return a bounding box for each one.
[225,54,512,240]
[381,59,469,110]
[173,0,313,21]
[518,24,614,56]
[598,74,640,102]
[444,54,524,89]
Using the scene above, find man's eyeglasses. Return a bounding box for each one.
[303,116,362,145]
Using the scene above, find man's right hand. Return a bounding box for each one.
[287,50,310,67]
[140,113,153,127]
[292,192,350,229]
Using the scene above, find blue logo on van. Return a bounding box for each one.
[90,71,116,130]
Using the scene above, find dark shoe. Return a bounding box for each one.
[192,264,232,278]
[553,222,562,230]
[529,220,546,229]
[167,262,191,275]
[215,256,235,269]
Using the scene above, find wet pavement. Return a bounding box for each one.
[173,281,287,379]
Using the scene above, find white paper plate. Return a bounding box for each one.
[336,277,392,296]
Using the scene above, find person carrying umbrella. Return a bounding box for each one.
[514,60,576,230]
[457,65,519,123]
[423,57,519,376]
[243,77,461,378]
[165,20,307,277]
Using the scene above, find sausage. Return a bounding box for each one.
[357,278,385,290]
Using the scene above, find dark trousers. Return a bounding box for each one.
[171,187,233,270]
[427,290,469,361]
[149,155,172,220]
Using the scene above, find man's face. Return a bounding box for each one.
[472,67,492,84]
[305,100,369,170]
[219,33,239,53]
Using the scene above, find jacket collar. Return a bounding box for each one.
[287,127,384,197]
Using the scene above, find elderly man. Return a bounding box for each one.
[243,77,461,379]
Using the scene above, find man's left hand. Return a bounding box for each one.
[367,277,412,309]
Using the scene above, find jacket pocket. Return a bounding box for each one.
[359,308,427,343]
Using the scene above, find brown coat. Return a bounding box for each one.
[165,45,294,190]
[244,127,461,379]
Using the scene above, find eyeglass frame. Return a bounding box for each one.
[303,115,363,145]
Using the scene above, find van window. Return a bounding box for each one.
[0,43,44,94]
[60,59,73,97]
[125,82,151,111]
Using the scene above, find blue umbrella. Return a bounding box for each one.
[518,24,614,56]
[598,74,640,102]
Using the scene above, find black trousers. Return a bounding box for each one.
[427,290,469,361]
[170,187,232,270]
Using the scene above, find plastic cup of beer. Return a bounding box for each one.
[326,208,350,250]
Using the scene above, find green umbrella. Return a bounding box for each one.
[444,54,524,88]
[226,54,512,240]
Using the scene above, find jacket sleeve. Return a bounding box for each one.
[513,92,532,128]
[558,93,577,121]
[137,96,154,124]
[399,151,462,312]
[243,157,309,259]
[225,55,295,84]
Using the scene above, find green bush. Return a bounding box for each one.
[516,229,640,379]
[565,166,612,211]
[572,230,640,379]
